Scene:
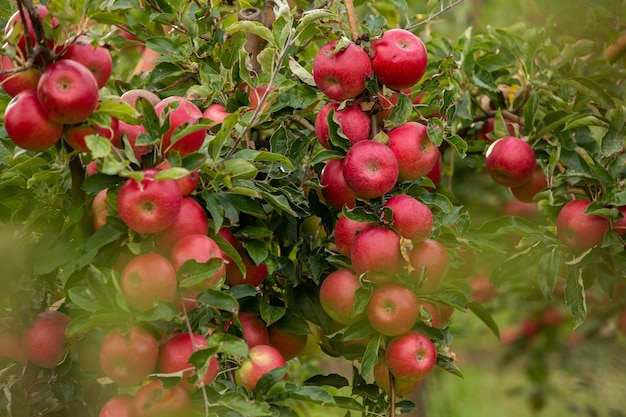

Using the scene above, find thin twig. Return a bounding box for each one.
[344,0,360,41]
[406,0,466,30]
[605,32,626,64]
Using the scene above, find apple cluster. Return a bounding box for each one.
[2,5,114,152]
[313,29,450,396]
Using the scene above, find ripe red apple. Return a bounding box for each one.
[234,344,286,391]
[409,239,450,294]
[64,117,120,153]
[61,36,113,88]
[4,88,63,151]
[132,379,193,417]
[237,312,270,348]
[367,283,420,336]
[419,301,448,328]
[203,103,231,127]
[116,121,151,159]
[320,158,357,210]
[0,54,41,96]
[171,234,225,291]
[154,96,206,156]
[374,90,402,120]
[120,88,161,107]
[158,333,219,391]
[116,170,183,234]
[0,328,26,364]
[268,325,308,361]
[91,188,109,231]
[342,140,399,200]
[370,29,428,90]
[350,226,404,284]
[333,215,376,257]
[618,310,626,336]
[156,160,198,196]
[319,269,361,325]
[388,122,439,181]
[4,5,59,63]
[469,274,496,303]
[477,117,516,142]
[373,358,423,397]
[509,165,547,203]
[555,199,610,252]
[484,137,536,187]
[99,325,158,385]
[154,197,209,251]
[120,252,178,310]
[98,394,134,417]
[247,84,276,112]
[315,102,371,148]
[425,152,443,190]
[225,256,268,287]
[37,59,100,125]
[383,194,433,242]
[385,331,437,381]
[22,310,71,369]
[312,41,372,101]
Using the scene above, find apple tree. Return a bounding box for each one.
[0,0,624,416]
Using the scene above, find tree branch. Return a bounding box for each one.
[406,0,466,30]
[17,0,54,66]
[605,32,626,64]
[343,0,360,42]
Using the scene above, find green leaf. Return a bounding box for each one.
[388,93,414,126]
[226,20,275,44]
[290,385,336,406]
[564,266,587,329]
[196,288,239,313]
[360,335,381,380]
[145,36,182,55]
[260,302,286,326]
[468,301,499,339]
[304,374,350,388]
[289,56,315,86]
[219,391,272,416]
[85,135,112,159]
[445,133,468,158]
[427,117,445,146]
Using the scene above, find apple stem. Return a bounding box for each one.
[406,0,466,30]
[343,0,360,42]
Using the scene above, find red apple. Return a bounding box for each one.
[120,88,161,107]
[99,395,134,417]
[555,199,610,252]
[618,310,626,336]
[61,36,113,88]
[350,226,404,284]
[388,122,439,181]
[373,358,423,397]
[375,90,401,120]
[99,325,158,385]
[509,165,547,203]
[367,283,420,337]
[237,312,270,348]
[0,328,26,364]
[425,152,443,190]
[234,344,286,391]
[225,256,268,287]
[116,121,151,159]
[64,116,120,153]
[419,301,450,328]
[203,103,231,127]
[312,41,372,101]
[383,194,433,242]
[4,5,59,63]
[4,88,63,151]
[154,197,209,251]
[157,333,219,391]
[484,137,536,187]
[22,310,70,369]
[409,239,450,294]
[154,96,206,156]
[315,102,371,148]
[91,188,109,231]
[370,29,428,90]
[320,158,357,210]
[157,160,199,196]
[385,331,437,381]
[37,59,100,125]
[342,140,399,199]
[0,54,41,96]
[319,269,362,325]
[132,379,193,417]
[116,170,183,234]
[477,117,516,142]
[171,234,225,291]
[120,252,178,310]
[469,274,497,303]
[333,214,376,257]
[503,199,540,222]
[268,325,307,361]
[248,84,276,112]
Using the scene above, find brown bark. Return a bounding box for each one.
[605,33,626,64]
